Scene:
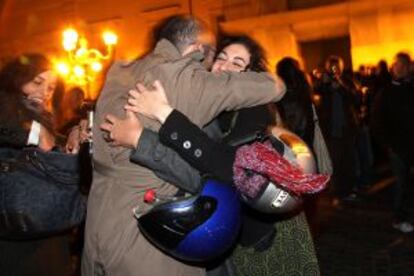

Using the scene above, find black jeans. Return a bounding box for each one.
[327,135,357,198]
[389,150,411,222]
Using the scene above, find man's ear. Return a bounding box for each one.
[196,43,205,54]
[181,43,200,56]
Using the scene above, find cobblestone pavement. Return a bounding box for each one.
[311,172,414,276]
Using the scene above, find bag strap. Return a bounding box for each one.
[222,111,240,138]
[311,104,319,122]
[24,150,78,186]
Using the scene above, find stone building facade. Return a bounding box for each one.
[1,0,413,90]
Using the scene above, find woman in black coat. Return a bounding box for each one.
[0,54,78,276]
[276,57,314,147]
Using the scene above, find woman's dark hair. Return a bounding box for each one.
[0,53,52,96]
[216,34,268,72]
[0,53,63,132]
[276,57,309,91]
[276,57,314,145]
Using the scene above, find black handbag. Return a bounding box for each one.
[0,147,86,239]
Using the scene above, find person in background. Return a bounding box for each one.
[371,52,414,233]
[314,55,359,207]
[275,57,325,231]
[409,60,414,82]
[0,53,77,276]
[275,57,314,147]
[58,86,87,134]
[373,60,392,96]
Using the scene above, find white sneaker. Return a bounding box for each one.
[393,222,414,233]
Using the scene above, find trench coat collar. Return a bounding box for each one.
[154,39,204,62]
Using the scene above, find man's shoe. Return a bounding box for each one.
[393,221,414,233]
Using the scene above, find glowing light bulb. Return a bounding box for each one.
[91,61,103,72]
[75,47,87,58]
[63,41,76,51]
[63,28,79,51]
[55,61,70,75]
[73,65,85,77]
[103,31,118,46]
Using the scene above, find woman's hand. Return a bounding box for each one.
[124,80,173,124]
[65,120,91,154]
[65,126,81,154]
[100,110,143,149]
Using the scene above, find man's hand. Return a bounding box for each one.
[124,80,173,124]
[100,110,143,149]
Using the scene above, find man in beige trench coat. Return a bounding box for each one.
[82,15,286,276]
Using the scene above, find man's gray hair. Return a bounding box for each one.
[155,15,205,53]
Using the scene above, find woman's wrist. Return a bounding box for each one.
[156,104,174,124]
[132,126,143,149]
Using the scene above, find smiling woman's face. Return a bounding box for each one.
[211,43,251,73]
[21,70,57,106]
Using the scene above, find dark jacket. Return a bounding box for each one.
[314,76,359,139]
[130,105,272,191]
[130,125,205,194]
[276,88,314,147]
[0,123,30,147]
[129,109,237,194]
[0,91,73,276]
[371,79,414,164]
[131,105,276,250]
[0,93,35,147]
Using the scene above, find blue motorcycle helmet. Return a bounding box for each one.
[136,179,241,263]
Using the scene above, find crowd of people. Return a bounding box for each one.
[0,14,413,276]
[311,52,414,233]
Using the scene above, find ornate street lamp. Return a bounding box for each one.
[55,27,118,99]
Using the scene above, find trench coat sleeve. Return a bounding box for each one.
[130,128,202,194]
[158,110,236,183]
[155,58,285,127]
[185,70,285,127]
[93,61,151,161]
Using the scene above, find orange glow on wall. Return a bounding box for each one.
[350,5,414,70]
[352,40,414,70]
